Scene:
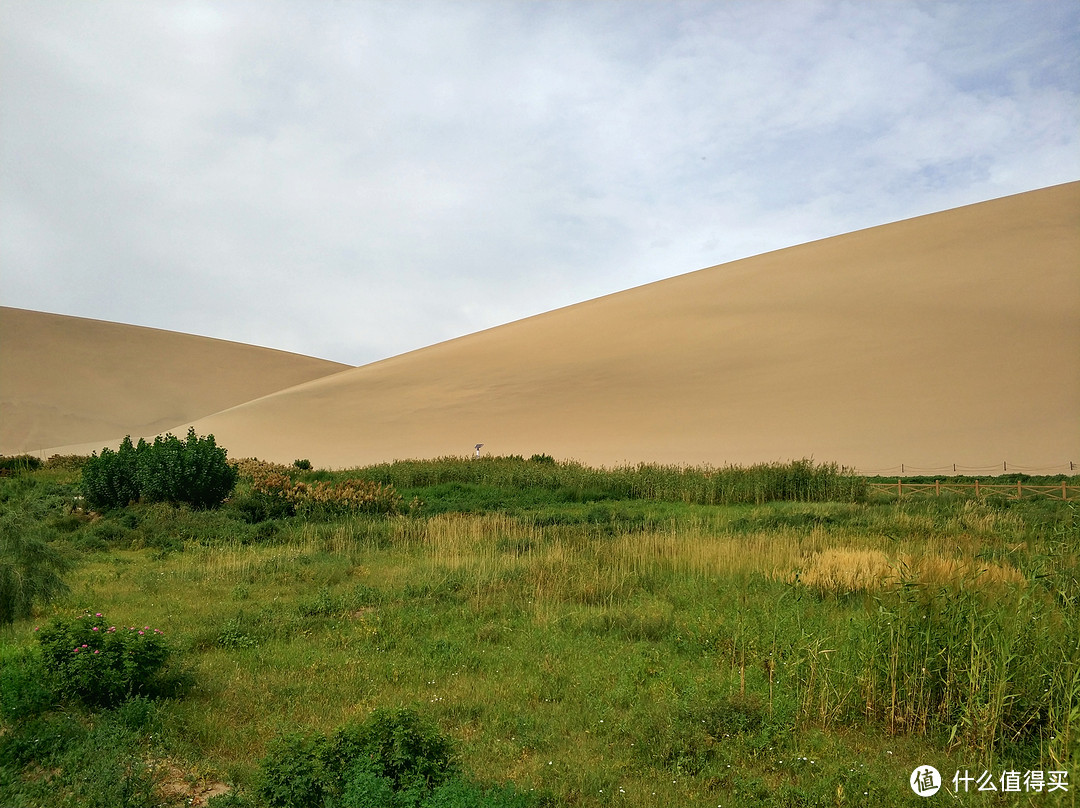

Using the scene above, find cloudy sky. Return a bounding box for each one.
[3,0,1078,365]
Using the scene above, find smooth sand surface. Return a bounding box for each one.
[0,308,350,455]
[14,182,1079,473]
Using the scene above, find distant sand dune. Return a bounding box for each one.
[10,182,1079,473]
[0,308,350,455]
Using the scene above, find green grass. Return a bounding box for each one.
[1,460,1077,806]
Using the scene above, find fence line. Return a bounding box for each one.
[868,480,1078,502]
[858,461,1077,476]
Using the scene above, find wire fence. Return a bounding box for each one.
[857,461,1077,477]
[867,479,1078,501]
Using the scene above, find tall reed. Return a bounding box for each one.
[343,456,868,506]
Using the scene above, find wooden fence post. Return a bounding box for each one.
[935,479,940,496]
[975,479,980,497]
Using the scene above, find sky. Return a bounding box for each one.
[2,0,1078,366]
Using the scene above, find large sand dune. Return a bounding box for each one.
[11,182,1079,473]
[182,182,1078,473]
[0,308,350,455]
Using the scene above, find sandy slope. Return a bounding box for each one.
[0,308,350,455]
[166,182,1077,474]
[18,182,1079,473]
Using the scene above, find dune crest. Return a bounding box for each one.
[186,183,1079,473]
[11,182,1079,473]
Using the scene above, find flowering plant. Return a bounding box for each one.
[36,612,171,707]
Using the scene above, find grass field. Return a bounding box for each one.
[1,457,1077,806]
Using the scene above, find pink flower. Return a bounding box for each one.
[81,644,88,648]
[73,648,80,653]
[138,631,144,635]
[95,613,103,617]
[93,650,99,654]
[92,626,99,631]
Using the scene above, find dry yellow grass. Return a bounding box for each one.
[792,546,1026,596]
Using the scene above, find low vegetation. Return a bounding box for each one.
[0,450,1076,806]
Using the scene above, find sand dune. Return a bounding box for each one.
[0,308,350,455]
[13,182,1079,473]
[177,182,1078,473]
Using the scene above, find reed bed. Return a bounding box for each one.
[338,456,868,506]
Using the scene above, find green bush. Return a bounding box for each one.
[335,707,457,791]
[36,612,174,708]
[0,511,70,624]
[256,708,535,808]
[258,731,331,808]
[82,429,238,510]
[81,436,141,509]
[135,428,238,508]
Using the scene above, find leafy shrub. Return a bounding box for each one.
[82,429,238,510]
[81,436,142,509]
[257,708,534,808]
[333,707,457,791]
[36,612,175,708]
[258,731,331,808]
[293,458,313,470]
[0,511,70,624]
[135,428,238,509]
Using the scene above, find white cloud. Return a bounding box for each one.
[2,0,1077,363]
